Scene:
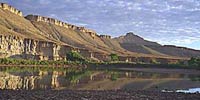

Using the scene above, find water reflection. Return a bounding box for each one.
[0,67,199,91]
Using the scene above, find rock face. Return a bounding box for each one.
[99,35,111,39]
[0,35,24,58]
[0,35,62,60]
[0,34,94,60]
[25,15,97,38]
[0,3,22,16]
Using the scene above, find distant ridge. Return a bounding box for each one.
[114,32,200,57]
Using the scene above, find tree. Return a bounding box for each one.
[109,53,119,61]
[66,51,85,61]
[150,59,160,64]
[188,57,200,67]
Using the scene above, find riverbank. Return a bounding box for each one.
[90,63,200,70]
[0,90,199,100]
[0,63,199,70]
[0,58,199,70]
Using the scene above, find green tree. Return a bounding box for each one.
[66,51,85,61]
[109,53,119,61]
[150,59,160,64]
[188,57,200,67]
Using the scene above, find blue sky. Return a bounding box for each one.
[1,0,200,50]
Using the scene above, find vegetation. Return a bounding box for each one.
[109,53,119,61]
[66,51,86,62]
[110,72,119,81]
[2,66,74,73]
[0,58,87,65]
[188,57,200,67]
[0,56,200,70]
[65,69,92,84]
[105,70,119,81]
[150,59,160,64]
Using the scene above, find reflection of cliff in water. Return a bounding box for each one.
[0,69,199,90]
[0,71,62,90]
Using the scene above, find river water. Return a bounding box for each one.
[0,67,199,93]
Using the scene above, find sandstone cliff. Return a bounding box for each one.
[0,3,22,16]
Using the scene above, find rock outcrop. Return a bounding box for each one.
[0,35,24,58]
[99,35,111,39]
[25,15,97,38]
[0,3,22,16]
[0,34,94,60]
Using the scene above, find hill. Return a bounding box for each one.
[114,32,200,58]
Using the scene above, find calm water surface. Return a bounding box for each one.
[0,67,199,93]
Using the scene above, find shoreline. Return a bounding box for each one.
[0,90,199,100]
[0,63,199,72]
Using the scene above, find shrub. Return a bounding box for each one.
[66,51,85,62]
[188,57,200,67]
[109,53,119,61]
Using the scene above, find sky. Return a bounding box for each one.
[1,0,200,50]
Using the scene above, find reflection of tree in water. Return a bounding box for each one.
[102,69,191,80]
[65,69,92,84]
[189,75,200,82]
[104,71,119,81]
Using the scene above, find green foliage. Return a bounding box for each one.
[4,67,39,73]
[65,69,92,84]
[190,76,200,82]
[110,72,119,81]
[188,57,200,67]
[109,53,119,61]
[150,59,160,64]
[0,58,84,65]
[66,51,85,62]
[105,70,119,81]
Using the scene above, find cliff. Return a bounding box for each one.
[26,15,134,57]
[0,3,22,16]
[99,35,111,39]
[25,15,97,38]
[0,35,24,58]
